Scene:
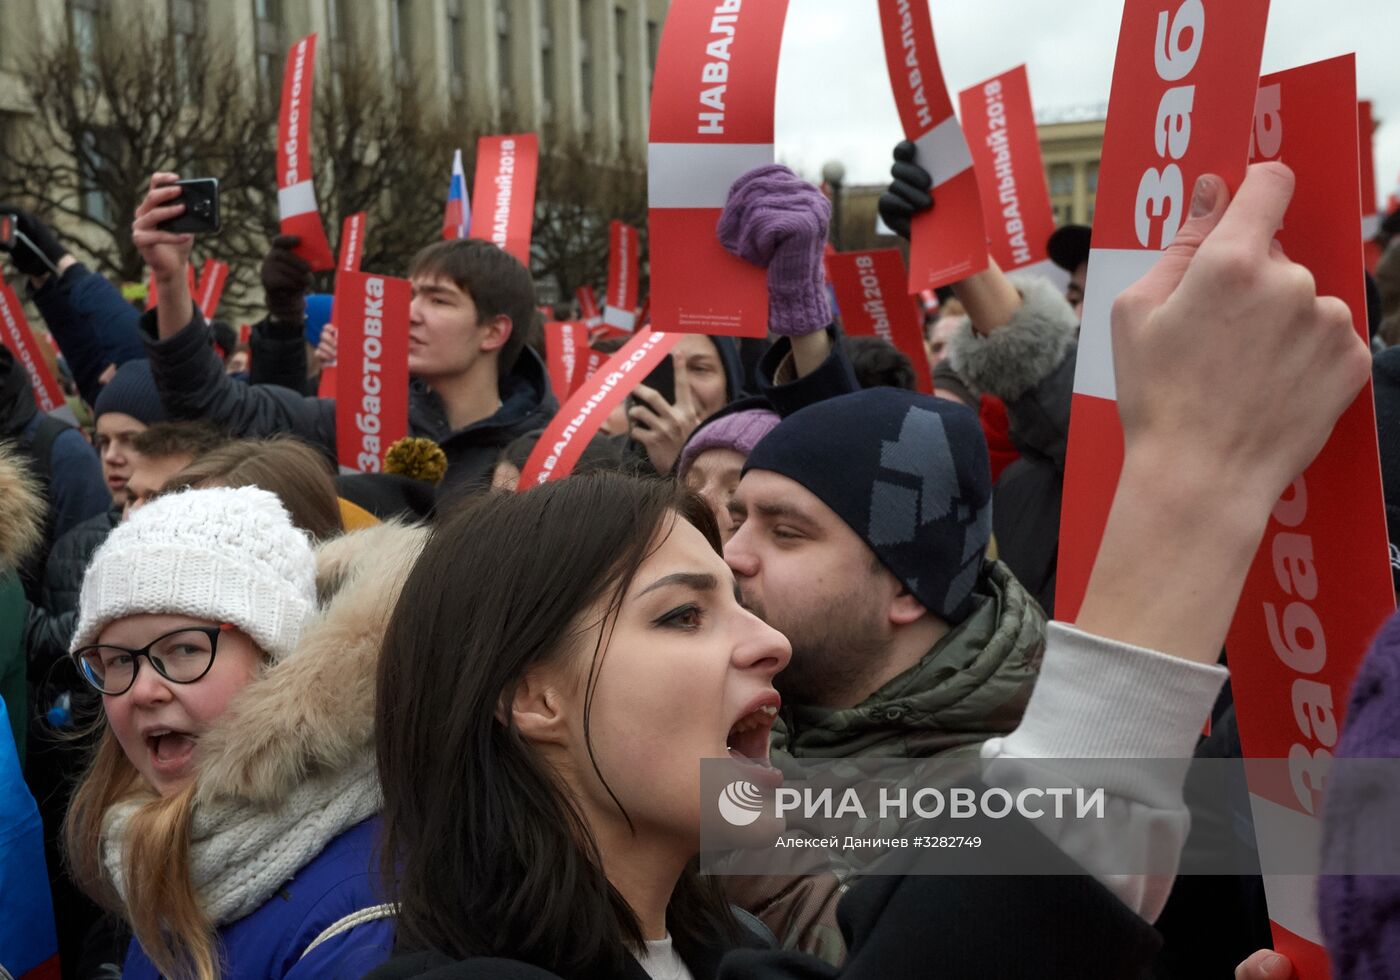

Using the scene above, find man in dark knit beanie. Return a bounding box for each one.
[91,359,169,508]
[728,386,1043,734]
[723,387,1046,956]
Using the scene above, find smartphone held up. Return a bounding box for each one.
[156,178,221,235]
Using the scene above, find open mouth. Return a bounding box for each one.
[726,703,778,766]
[145,729,197,772]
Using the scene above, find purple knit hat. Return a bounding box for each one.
[1319,606,1400,979]
[677,408,781,480]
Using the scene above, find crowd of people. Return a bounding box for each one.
[1,128,1399,980]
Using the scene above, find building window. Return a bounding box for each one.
[69,0,102,68]
[328,0,352,58]
[253,0,283,93]
[538,0,554,120]
[615,4,627,140]
[496,0,513,111]
[78,128,114,224]
[1086,162,1099,193]
[447,0,465,99]
[169,0,203,96]
[1048,164,1074,197]
[579,0,594,123]
[390,0,410,81]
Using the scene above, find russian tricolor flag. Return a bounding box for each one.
[442,149,470,240]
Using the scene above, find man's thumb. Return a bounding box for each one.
[1134,173,1230,301]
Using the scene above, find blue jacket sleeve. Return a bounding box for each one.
[30,264,146,407]
[756,326,860,418]
[46,428,110,540]
[142,308,339,454]
[283,918,395,979]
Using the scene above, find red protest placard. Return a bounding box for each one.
[277,34,334,271]
[470,134,538,268]
[647,0,789,338]
[543,320,584,398]
[1057,0,1270,625]
[876,0,987,290]
[339,212,366,273]
[580,347,606,386]
[195,260,229,319]
[317,212,368,399]
[1221,55,1393,978]
[825,249,933,394]
[576,284,602,326]
[603,220,640,332]
[518,329,680,487]
[0,280,72,421]
[333,271,410,473]
[958,65,1060,282]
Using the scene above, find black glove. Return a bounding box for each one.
[876,141,935,240]
[260,234,313,324]
[0,205,66,277]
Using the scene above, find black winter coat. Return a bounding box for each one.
[364,816,1159,980]
[142,309,558,498]
[24,507,119,672]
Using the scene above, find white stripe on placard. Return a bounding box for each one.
[913,116,974,189]
[648,143,775,209]
[1007,258,1071,294]
[1363,213,1381,240]
[278,180,318,219]
[1072,248,1161,402]
[1249,793,1324,944]
[602,307,637,332]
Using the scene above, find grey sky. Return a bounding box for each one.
[774,0,1399,213]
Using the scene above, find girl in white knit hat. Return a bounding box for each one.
[61,485,425,980]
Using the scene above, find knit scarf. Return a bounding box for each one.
[101,755,381,926]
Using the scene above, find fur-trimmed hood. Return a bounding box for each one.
[190,520,427,806]
[946,275,1078,402]
[0,440,46,570]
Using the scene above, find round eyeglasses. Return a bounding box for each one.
[71,624,233,696]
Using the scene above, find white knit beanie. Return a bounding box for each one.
[71,486,318,659]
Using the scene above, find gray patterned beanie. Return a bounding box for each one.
[743,388,992,623]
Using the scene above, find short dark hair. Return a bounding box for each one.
[408,238,535,378]
[377,473,740,973]
[129,421,227,461]
[843,335,917,391]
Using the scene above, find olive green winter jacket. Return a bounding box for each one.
[727,559,1047,964]
[771,559,1044,763]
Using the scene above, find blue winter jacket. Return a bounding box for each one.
[121,818,395,980]
[30,263,146,408]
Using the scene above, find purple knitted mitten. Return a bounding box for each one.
[717,164,832,337]
[1318,607,1400,980]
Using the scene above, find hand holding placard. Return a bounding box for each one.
[1074,162,1370,752]
[717,164,831,337]
[876,0,987,290]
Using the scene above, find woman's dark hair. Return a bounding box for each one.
[377,472,740,973]
[843,335,917,391]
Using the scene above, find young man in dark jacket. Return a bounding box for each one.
[1,206,147,408]
[132,173,557,498]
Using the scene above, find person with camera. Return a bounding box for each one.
[131,172,556,497]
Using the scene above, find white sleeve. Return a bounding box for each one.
[980,622,1229,923]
